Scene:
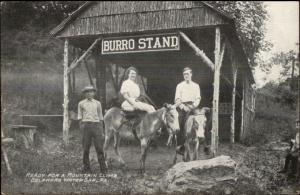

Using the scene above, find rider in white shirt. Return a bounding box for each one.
[174,67,201,147]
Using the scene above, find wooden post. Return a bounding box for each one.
[230,61,237,144]
[72,70,76,95]
[63,38,69,146]
[72,48,79,94]
[96,56,106,111]
[240,78,245,140]
[211,27,225,157]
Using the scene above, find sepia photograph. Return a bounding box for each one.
[1,1,299,194]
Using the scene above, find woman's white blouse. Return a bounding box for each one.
[120,79,140,99]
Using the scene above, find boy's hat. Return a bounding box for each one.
[183,67,192,74]
[82,85,96,93]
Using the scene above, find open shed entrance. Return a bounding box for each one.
[101,28,215,108]
[95,28,239,142]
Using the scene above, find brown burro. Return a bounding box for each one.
[103,103,180,174]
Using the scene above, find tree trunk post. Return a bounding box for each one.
[230,61,237,144]
[63,38,69,146]
[240,78,245,140]
[211,27,221,157]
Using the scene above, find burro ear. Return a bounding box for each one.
[170,104,176,110]
[163,103,168,108]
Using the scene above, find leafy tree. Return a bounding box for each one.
[206,1,272,68]
[1,1,83,70]
[261,48,299,85]
[1,1,83,30]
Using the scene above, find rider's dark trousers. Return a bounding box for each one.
[177,102,194,146]
[81,121,106,173]
[177,109,188,146]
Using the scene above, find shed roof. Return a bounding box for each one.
[50,1,234,37]
[50,1,254,84]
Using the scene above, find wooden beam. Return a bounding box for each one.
[63,38,69,146]
[68,38,101,74]
[230,62,237,144]
[180,31,233,87]
[179,31,215,70]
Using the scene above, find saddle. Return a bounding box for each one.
[121,110,146,120]
[121,110,147,129]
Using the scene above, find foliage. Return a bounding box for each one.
[1,1,83,71]
[1,1,83,31]
[206,1,272,67]
[242,79,298,146]
[261,49,299,80]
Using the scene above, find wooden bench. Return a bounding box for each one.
[10,125,37,149]
[20,113,77,133]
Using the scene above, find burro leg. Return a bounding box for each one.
[114,132,125,165]
[140,138,149,175]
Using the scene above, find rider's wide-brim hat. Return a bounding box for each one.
[82,86,96,93]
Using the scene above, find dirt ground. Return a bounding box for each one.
[1,128,300,195]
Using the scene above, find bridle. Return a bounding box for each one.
[157,108,170,130]
[158,107,178,147]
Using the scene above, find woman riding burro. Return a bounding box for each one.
[103,66,180,174]
[120,66,155,113]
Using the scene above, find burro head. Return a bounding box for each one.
[163,103,180,146]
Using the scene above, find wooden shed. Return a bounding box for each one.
[50,1,256,155]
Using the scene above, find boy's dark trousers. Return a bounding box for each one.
[81,121,107,173]
[283,152,298,175]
